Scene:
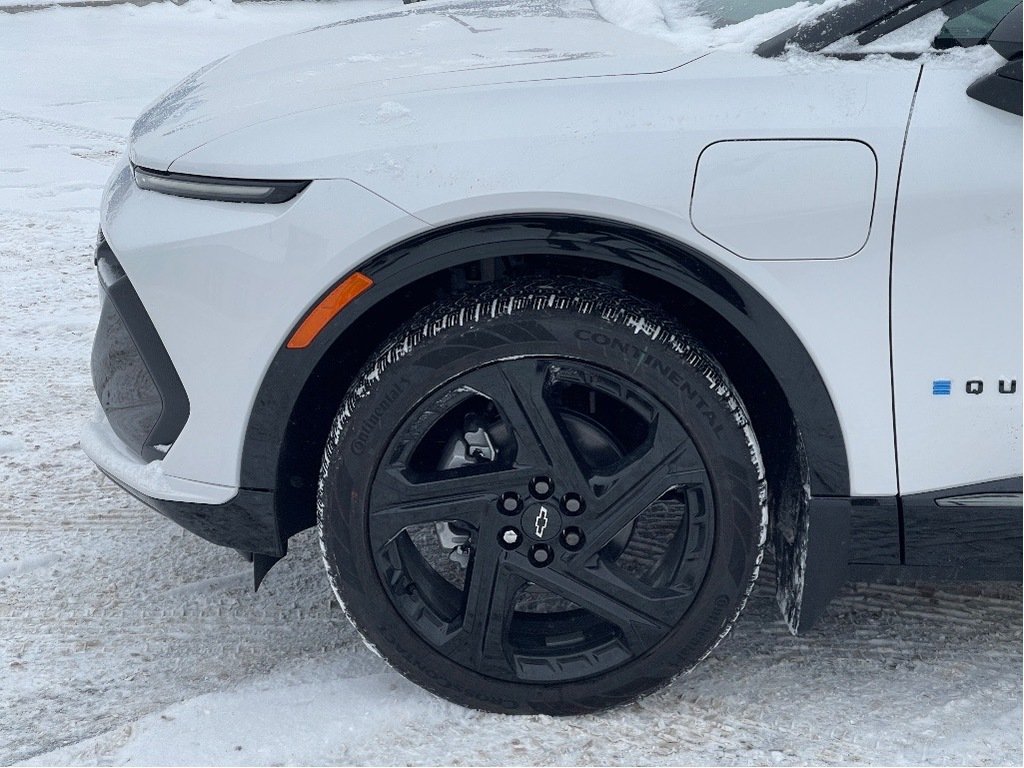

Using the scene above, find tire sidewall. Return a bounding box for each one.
[320,286,763,714]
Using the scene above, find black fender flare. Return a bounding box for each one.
[240,215,850,507]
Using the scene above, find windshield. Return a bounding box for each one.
[592,0,846,51]
[695,0,829,25]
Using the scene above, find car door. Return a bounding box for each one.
[890,0,1022,568]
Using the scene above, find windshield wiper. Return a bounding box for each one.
[755,0,993,56]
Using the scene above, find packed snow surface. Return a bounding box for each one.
[0,0,1021,765]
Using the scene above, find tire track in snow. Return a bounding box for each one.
[0,109,125,146]
[0,512,154,529]
[0,525,357,764]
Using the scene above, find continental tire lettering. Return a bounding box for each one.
[351,383,404,455]
[575,329,722,436]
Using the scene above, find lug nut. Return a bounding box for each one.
[498,526,522,550]
[561,526,585,551]
[498,491,522,515]
[529,476,554,499]
[561,492,585,516]
[528,543,554,567]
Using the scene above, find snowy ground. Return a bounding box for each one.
[0,1,1021,765]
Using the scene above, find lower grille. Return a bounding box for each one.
[91,232,189,460]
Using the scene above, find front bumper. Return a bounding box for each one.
[85,234,285,555]
[81,413,284,556]
[93,156,418,491]
[83,155,420,555]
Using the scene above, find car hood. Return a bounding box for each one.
[129,0,694,171]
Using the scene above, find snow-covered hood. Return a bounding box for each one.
[128,0,693,171]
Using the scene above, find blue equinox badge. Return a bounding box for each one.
[932,379,952,396]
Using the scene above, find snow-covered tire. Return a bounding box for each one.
[318,278,766,715]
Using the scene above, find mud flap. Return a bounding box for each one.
[775,496,852,634]
[253,553,284,590]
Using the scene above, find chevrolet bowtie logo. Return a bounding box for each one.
[534,506,549,539]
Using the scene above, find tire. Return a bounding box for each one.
[318,278,766,715]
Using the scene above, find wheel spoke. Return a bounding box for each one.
[480,360,593,495]
[580,558,699,626]
[507,553,673,651]
[372,464,536,509]
[385,387,483,469]
[370,465,535,547]
[647,484,714,588]
[440,547,525,677]
[581,416,708,556]
[593,412,704,498]
[369,497,486,550]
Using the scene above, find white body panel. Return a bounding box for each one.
[891,59,1023,494]
[88,0,1020,505]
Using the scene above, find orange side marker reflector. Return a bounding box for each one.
[286,272,374,349]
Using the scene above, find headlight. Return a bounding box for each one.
[132,166,310,204]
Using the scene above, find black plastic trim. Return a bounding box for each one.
[902,477,1023,572]
[94,235,190,461]
[101,469,286,557]
[850,563,1021,580]
[850,496,902,563]
[241,215,852,507]
[785,495,899,633]
[791,486,1019,631]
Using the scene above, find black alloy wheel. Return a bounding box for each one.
[318,279,766,714]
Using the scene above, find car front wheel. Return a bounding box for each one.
[317,278,766,714]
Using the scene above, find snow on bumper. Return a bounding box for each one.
[81,409,236,504]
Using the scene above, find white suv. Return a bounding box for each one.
[84,0,1022,714]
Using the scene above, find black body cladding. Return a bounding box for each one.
[103,472,285,558]
[245,216,851,501]
[900,478,1022,576]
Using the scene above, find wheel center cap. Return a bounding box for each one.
[521,502,562,542]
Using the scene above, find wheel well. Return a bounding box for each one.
[273,253,805,544]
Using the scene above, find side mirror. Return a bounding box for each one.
[968,58,1023,115]
[967,2,1022,115]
